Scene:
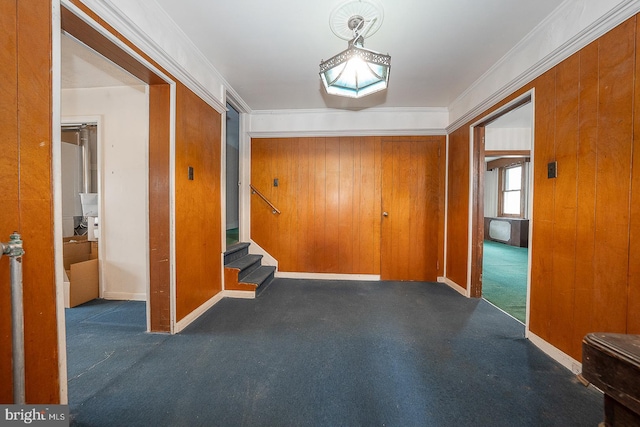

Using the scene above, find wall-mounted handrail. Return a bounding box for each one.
[250,184,281,214]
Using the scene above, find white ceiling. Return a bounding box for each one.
[153,0,563,111]
[61,34,143,89]
[62,0,564,112]
[486,102,533,129]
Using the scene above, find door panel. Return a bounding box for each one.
[381,137,443,281]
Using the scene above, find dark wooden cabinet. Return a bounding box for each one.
[582,333,640,426]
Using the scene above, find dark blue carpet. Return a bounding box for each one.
[66,280,602,426]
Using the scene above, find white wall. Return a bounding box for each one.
[484,169,499,218]
[248,107,448,136]
[62,85,149,301]
[485,128,531,151]
[61,143,83,236]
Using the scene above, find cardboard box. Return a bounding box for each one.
[63,235,99,308]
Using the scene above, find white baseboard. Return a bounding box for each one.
[223,290,255,299]
[102,292,146,301]
[527,331,582,374]
[439,277,468,297]
[174,291,225,333]
[275,271,381,281]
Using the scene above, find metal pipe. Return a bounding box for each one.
[1,232,26,404]
[80,126,91,194]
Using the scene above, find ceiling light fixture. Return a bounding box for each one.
[319,0,390,98]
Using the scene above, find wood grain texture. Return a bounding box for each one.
[470,127,485,297]
[0,0,60,403]
[18,0,59,403]
[446,127,470,289]
[381,136,444,281]
[528,70,556,342]
[446,15,640,362]
[572,41,599,351]
[175,84,222,321]
[550,52,580,355]
[251,137,385,274]
[0,0,19,403]
[592,19,634,334]
[148,84,171,332]
[251,136,443,278]
[629,17,640,334]
[223,268,257,292]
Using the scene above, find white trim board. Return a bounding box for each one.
[439,277,468,297]
[275,272,381,281]
[527,332,583,375]
[103,292,146,301]
[174,292,226,334]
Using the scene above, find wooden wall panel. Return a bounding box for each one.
[0,0,19,404]
[446,128,470,288]
[0,0,59,403]
[549,53,579,355]
[313,138,328,271]
[629,17,640,334]
[251,137,386,275]
[339,138,355,272]
[381,136,444,281]
[18,0,58,403]
[592,19,634,334]
[251,136,444,278]
[572,41,599,353]
[446,15,640,362]
[529,70,556,341]
[149,84,171,332]
[175,84,222,321]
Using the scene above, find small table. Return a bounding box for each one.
[582,333,640,426]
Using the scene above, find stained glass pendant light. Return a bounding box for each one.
[319,0,390,98]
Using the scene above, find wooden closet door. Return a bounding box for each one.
[381,137,442,281]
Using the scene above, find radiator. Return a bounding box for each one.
[488,219,511,242]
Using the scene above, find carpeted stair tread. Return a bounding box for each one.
[226,253,262,269]
[224,242,251,265]
[240,265,275,287]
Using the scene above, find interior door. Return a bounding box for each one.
[381,136,443,281]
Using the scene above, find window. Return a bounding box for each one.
[499,164,524,217]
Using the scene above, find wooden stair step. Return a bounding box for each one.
[241,265,275,287]
[226,254,263,279]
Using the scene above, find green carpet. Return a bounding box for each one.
[482,240,528,323]
[226,227,239,246]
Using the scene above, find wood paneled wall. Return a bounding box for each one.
[0,0,59,403]
[252,137,382,274]
[380,136,445,281]
[446,15,640,361]
[251,136,445,277]
[446,128,470,288]
[148,84,172,331]
[175,85,222,321]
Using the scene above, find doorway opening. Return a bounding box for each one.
[226,103,240,247]
[470,95,533,325]
[58,1,174,405]
[61,30,151,407]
